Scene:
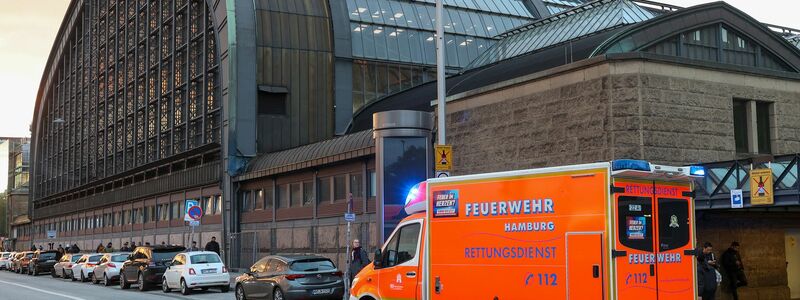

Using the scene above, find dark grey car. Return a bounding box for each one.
[235,255,344,300]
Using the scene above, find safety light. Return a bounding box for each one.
[404,181,427,214]
[689,166,706,177]
[611,159,652,172]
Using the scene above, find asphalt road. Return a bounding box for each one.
[0,269,235,300]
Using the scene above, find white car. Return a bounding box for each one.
[92,252,130,286]
[162,251,230,295]
[53,253,82,278]
[69,253,104,282]
[0,252,11,270]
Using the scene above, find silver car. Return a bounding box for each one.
[92,252,130,286]
[235,255,344,300]
[54,253,82,279]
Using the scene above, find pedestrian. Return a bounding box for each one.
[130,241,137,250]
[161,241,166,246]
[722,241,747,300]
[204,236,220,254]
[38,245,43,251]
[120,242,130,251]
[189,241,199,251]
[204,236,220,255]
[145,242,151,246]
[57,244,65,255]
[697,242,719,300]
[105,242,114,253]
[96,243,105,253]
[69,243,81,254]
[348,239,370,284]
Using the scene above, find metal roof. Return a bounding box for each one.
[239,130,374,181]
[468,0,654,68]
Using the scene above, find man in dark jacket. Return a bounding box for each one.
[69,243,81,254]
[348,239,371,284]
[697,243,718,300]
[722,241,747,300]
[204,236,221,255]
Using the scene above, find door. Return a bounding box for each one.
[567,233,604,299]
[166,255,183,286]
[614,193,657,300]
[241,258,269,299]
[654,190,695,299]
[378,221,422,300]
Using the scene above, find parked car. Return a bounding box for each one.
[9,252,24,272]
[13,251,34,274]
[120,245,186,291]
[92,252,130,286]
[68,253,104,282]
[28,250,62,276]
[162,251,230,295]
[53,253,82,279]
[234,254,344,300]
[0,252,12,270]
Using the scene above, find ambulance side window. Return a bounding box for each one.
[617,196,653,252]
[657,198,690,251]
[381,223,421,268]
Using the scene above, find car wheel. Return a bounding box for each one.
[51,269,57,278]
[138,272,149,291]
[220,285,230,293]
[162,277,170,293]
[104,274,112,286]
[32,267,38,276]
[235,285,247,300]
[273,288,285,300]
[71,270,77,281]
[80,271,86,282]
[180,278,192,295]
[120,272,130,289]
[92,272,100,284]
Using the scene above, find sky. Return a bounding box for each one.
[0,0,797,138]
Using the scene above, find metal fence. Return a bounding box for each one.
[694,154,800,209]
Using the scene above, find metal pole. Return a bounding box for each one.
[343,194,353,300]
[435,0,446,146]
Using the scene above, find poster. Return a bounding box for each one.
[627,216,647,240]
[731,189,743,208]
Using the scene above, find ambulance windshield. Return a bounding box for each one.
[657,198,690,251]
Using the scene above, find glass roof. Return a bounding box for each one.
[468,0,655,68]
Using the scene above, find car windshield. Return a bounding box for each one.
[189,254,221,264]
[71,256,82,262]
[25,253,34,258]
[88,255,103,263]
[39,253,57,260]
[289,258,336,272]
[111,255,128,262]
[152,251,182,261]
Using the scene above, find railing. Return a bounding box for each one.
[694,154,800,210]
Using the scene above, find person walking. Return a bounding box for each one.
[104,242,114,253]
[96,243,105,253]
[697,242,719,300]
[348,239,370,284]
[189,241,200,251]
[722,241,747,300]
[120,242,130,251]
[204,236,220,255]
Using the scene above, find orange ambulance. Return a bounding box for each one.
[349,160,703,300]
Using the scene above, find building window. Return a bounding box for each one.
[350,173,363,198]
[263,187,274,209]
[214,195,222,214]
[368,169,377,197]
[334,175,347,201]
[303,181,314,206]
[257,87,288,115]
[278,184,289,208]
[241,190,251,212]
[255,190,264,210]
[733,99,772,154]
[290,183,302,207]
[318,177,331,204]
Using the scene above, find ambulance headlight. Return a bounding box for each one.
[689,166,706,177]
[405,184,420,206]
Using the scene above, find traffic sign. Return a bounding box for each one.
[188,205,203,221]
[436,171,450,178]
[345,213,356,222]
[435,145,452,171]
[189,220,200,227]
[46,230,57,239]
[750,168,773,205]
[184,199,200,221]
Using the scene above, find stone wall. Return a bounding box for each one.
[443,59,800,174]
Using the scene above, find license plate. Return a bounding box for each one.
[201,269,216,274]
[311,288,332,295]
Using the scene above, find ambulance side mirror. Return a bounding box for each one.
[373,249,382,269]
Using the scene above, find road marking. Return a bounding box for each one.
[0,279,88,300]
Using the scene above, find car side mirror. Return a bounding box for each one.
[373,249,382,268]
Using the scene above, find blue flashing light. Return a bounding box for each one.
[689,166,706,177]
[612,159,652,172]
[405,183,421,205]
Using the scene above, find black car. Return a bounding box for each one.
[28,250,63,276]
[119,245,186,291]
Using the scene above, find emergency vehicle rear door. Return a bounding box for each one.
[653,183,695,300]
[613,181,658,300]
[567,233,604,299]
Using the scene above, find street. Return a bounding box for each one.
[0,269,235,300]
